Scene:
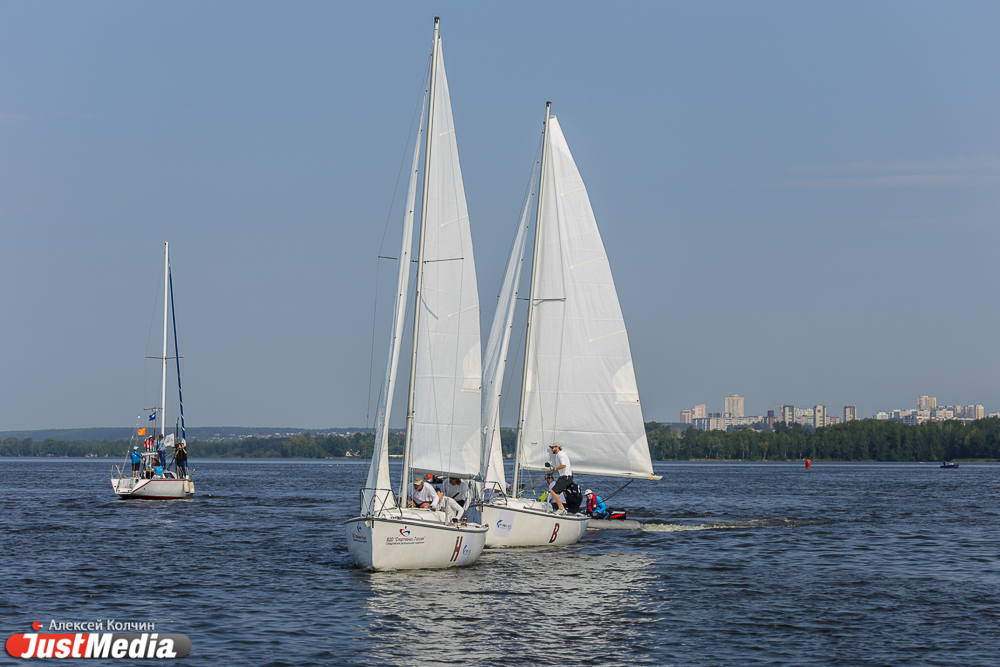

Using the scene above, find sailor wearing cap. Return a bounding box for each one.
[130,446,143,478]
[547,444,573,514]
[408,475,439,509]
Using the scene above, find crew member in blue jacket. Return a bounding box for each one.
[129,446,142,478]
[583,489,609,519]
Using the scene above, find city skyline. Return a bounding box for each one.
[3,3,1000,429]
[681,393,991,430]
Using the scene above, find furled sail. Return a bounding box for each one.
[517,116,654,479]
[408,40,482,478]
[363,91,426,511]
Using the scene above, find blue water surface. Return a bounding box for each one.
[2,458,998,666]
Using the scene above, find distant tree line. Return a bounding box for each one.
[4,418,1000,461]
[646,417,1000,462]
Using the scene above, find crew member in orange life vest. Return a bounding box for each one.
[584,489,609,519]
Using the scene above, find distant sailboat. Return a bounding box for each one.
[111,242,195,500]
[344,17,488,571]
[473,103,660,547]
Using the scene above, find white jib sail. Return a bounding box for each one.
[363,92,426,511]
[517,116,654,479]
[480,164,536,487]
[408,40,483,479]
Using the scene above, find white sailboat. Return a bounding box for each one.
[344,17,487,571]
[111,242,195,500]
[473,103,660,547]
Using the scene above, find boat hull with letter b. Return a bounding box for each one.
[474,497,588,547]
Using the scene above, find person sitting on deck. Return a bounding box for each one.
[441,477,468,505]
[436,489,464,524]
[408,476,438,509]
[583,490,609,519]
[153,463,164,478]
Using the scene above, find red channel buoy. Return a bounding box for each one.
[805,459,812,469]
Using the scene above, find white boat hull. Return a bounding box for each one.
[344,510,488,571]
[112,476,195,499]
[473,498,589,547]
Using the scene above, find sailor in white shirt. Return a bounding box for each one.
[440,477,469,505]
[547,444,573,513]
[436,489,465,524]
[408,476,439,508]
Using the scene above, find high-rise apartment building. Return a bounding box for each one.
[813,405,826,429]
[844,405,857,422]
[918,395,937,411]
[693,404,707,419]
[725,395,745,418]
[680,410,693,424]
[781,405,794,424]
[965,405,985,420]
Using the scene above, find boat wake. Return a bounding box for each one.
[641,518,801,532]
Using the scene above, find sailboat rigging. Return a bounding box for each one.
[344,17,488,571]
[472,103,660,547]
[111,242,195,499]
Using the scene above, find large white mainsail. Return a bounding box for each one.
[407,40,483,480]
[517,115,654,479]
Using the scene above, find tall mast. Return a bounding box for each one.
[512,101,551,496]
[399,16,440,506]
[160,241,169,440]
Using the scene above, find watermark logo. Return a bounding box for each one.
[6,622,191,659]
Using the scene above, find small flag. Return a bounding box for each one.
[149,412,156,421]
[138,428,146,436]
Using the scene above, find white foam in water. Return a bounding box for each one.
[642,518,795,532]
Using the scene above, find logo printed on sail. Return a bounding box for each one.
[399,527,411,536]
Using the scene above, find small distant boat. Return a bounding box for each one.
[111,242,195,500]
[940,461,960,469]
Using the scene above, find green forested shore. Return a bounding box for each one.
[3,418,1000,461]
[645,418,1000,462]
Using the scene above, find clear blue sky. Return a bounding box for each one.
[3,2,999,430]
